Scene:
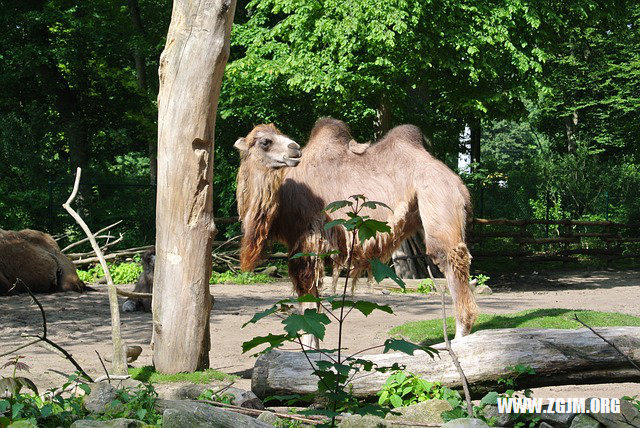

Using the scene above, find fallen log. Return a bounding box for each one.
[252,327,640,399]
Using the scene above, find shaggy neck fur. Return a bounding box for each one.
[237,153,287,271]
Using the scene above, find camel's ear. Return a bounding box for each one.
[234,137,248,152]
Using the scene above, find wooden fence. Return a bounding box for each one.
[470,218,640,262]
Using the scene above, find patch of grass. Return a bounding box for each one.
[128,366,237,384]
[389,309,640,345]
[210,270,277,285]
[77,261,143,284]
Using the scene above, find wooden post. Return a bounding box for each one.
[153,0,237,373]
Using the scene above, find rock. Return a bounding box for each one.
[535,409,575,427]
[224,386,265,410]
[475,285,493,295]
[539,423,554,428]
[569,414,602,428]
[482,404,515,426]
[384,399,453,425]
[339,414,390,427]
[159,401,272,428]
[442,418,490,427]
[257,411,282,425]
[381,289,391,295]
[84,382,118,414]
[154,382,223,400]
[70,419,144,428]
[587,398,640,427]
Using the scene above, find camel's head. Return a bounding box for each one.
[234,124,301,168]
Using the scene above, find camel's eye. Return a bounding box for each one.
[258,138,272,149]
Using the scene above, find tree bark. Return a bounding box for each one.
[470,120,481,169]
[565,111,578,153]
[251,327,640,398]
[153,0,236,373]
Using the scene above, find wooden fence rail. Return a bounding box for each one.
[470,218,640,262]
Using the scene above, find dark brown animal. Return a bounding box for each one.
[235,118,477,345]
[122,247,155,312]
[0,229,85,294]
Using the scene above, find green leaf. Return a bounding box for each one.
[282,309,331,340]
[370,258,406,289]
[324,219,346,230]
[480,391,499,406]
[383,339,437,357]
[358,219,391,244]
[361,200,392,211]
[390,394,403,408]
[242,333,288,353]
[242,304,279,327]
[39,403,53,418]
[324,200,352,212]
[331,299,393,316]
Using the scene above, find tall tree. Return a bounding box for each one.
[153,0,236,372]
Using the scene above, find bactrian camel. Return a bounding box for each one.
[234,118,478,347]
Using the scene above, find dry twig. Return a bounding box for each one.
[428,266,473,417]
[62,167,128,375]
[0,280,94,382]
[574,314,640,372]
[61,220,123,253]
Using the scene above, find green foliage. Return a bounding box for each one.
[76,261,143,285]
[96,382,161,425]
[390,309,640,345]
[209,270,277,285]
[377,371,461,409]
[472,274,490,287]
[416,279,435,294]
[198,388,235,405]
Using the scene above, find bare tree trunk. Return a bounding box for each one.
[470,120,481,170]
[565,111,578,153]
[153,0,236,373]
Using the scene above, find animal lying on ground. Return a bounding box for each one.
[0,229,85,294]
[121,247,155,312]
[234,118,478,347]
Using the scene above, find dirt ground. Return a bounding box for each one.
[1,269,639,399]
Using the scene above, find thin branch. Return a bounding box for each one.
[95,350,111,383]
[62,167,127,375]
[196,399,325,424]
[3,280,94,382]
[345,344,385,361]
[296,336,334,392]
[574,314,640,372]
[428,266,473,417]
[61,220,123,252]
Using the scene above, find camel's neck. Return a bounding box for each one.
[236,158,288,270]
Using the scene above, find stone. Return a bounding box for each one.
[587,398,639,427]
[83,382,118,414]
[539,423,554,428]
[569,414,602,428]
[70,419,144,428]
[384,399,453,425]
[225,386,265,409]
[442,418,490,428]
[339,414,390,427]
[483,404,515,426]
[534,409,575,427]
[475,285,493,295]
[158,399,272,428]
[154,382,210,400]
[257,411,282,425]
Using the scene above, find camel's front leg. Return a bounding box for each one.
[288,251,324,350]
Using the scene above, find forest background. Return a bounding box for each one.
[2,0,639,249]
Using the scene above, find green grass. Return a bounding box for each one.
[128,366,237,384]
[209,270,277,285]
[389,309,640,345]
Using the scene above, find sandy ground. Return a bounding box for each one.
[1,269,639,399]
